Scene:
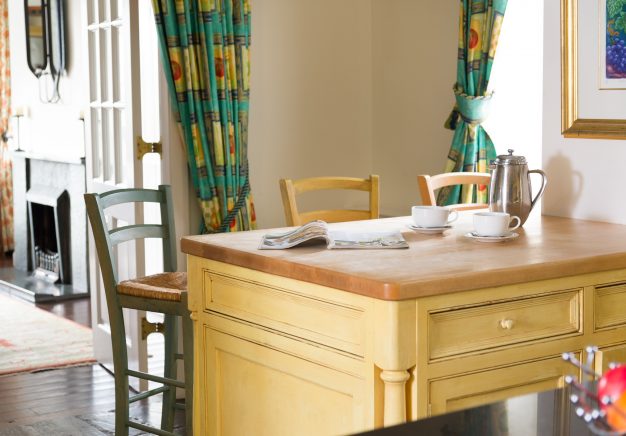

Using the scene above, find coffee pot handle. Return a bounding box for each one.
[529,169,547,213]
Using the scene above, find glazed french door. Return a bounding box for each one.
[83,0,148,388]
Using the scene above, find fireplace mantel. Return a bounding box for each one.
[4,152,89,302]
[19,151,85,166]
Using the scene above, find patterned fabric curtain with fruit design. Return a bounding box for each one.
[152,0,255,232]
[0,2,13,253]
[437,0,508,206]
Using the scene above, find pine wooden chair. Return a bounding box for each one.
[84,185,193,436]
[279,175,380,226]
[417,172,491,211]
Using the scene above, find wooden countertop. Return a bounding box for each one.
[181,214,626,301]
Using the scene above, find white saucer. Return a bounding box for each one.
[464,231,519,243]
[408,224,452,234]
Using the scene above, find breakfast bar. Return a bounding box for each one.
[181,214,626,435]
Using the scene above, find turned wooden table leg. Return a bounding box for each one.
[374,300,416,427]
[380,369,410,426]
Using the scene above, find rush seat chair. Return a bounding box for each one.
[84,185,193,436]
[279,175,380,226]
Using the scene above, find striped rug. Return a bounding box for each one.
[0,294,95,376]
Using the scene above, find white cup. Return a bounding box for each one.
[412,206,458,228]
[473,212,521,237]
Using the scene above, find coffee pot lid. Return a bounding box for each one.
[493,149,527,165]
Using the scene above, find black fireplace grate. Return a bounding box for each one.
[26,185,71,284]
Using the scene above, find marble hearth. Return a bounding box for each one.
[0,152,89,302]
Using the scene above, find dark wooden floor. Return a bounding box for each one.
[0,261,186,434]
[36,297,91,327]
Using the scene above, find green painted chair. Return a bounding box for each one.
[84,185,193,436]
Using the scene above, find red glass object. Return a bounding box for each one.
[599,366,626,408]
[607,392,626,432]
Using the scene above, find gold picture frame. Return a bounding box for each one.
[561,0,626,139]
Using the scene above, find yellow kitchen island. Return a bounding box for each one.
[181,215,626,435]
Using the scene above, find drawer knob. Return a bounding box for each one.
[500,319,514,330]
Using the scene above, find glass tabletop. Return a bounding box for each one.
[356,388,598,436]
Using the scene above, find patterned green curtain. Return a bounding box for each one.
[152,0,256,233]
[438,0,508,206]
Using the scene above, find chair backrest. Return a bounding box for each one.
[84,185,177,292]
[417,172,491,211]
[279,175,380,226]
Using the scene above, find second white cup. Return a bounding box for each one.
[412,206,458,228]
[473,212,521,237]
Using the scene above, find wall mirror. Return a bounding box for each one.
[48,0,66,76]
[24,0,47,75]
[24,0,66,102]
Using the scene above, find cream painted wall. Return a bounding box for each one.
[248,0,374,229]
[543,0,626,223]
[8,0,547,233]
[371,0,457,217]
[9,0,85,159]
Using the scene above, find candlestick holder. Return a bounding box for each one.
[563,346,626,435]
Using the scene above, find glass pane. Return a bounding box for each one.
[90,107,102,178]
[114,108,123,184]
[88,30,99,102]
[110,0,119,21]
[102,108,114,181]
[99,28,110,103]
[112,27,121,103]
[87,0,96,24]
[98,0,107,23]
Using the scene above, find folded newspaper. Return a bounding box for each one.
[259,220,409,250]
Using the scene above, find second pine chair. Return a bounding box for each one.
[417,172,491,211]
[279,175,380,226]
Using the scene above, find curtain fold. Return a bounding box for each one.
[153,0,255,233]
[438,0,508,206]
[0,2,13,252]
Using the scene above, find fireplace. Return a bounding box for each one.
[26,186,71,283]
[0,152,89,302]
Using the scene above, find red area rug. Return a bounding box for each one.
[0,294,95,376]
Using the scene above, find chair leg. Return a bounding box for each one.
[114,369,130,436]
[182,296,194,436]
[161,314,178,431]
[110,307,130,436]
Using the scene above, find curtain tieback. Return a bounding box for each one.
[203,177,251,234]
[444,84,494,130]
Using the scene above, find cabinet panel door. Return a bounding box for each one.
[596,343,626,374]
[202,328,369,436]
[429,356,577,416]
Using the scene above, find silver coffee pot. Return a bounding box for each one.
[489,149,547,225]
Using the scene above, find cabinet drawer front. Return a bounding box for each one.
[595,282,626,330]
[428,289,581,360]
[429,356,573,415]
[203,271,366,356]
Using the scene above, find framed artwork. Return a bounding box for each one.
[562,0,626,139]
[599,0,626,89]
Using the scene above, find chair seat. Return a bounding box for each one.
[118,272,187,302]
